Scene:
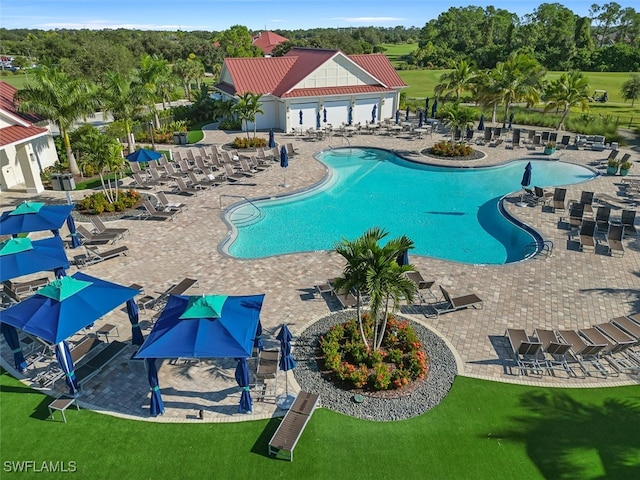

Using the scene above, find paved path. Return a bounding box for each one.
[1,125,639,423]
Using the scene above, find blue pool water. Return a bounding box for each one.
[224,148,596,264]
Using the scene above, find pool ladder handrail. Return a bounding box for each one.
[219,194,262,220]
[524,239,554,259]
[328,134,352,155]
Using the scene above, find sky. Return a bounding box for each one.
[0,1,604,32]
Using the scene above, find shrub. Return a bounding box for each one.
[430,140,473,157]
[79,188,141,214]
[231,136,267,149]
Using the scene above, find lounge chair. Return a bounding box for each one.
[76,225,120,245]
[489,138,503,148]
[606,223,624,257]
[595,206,612,232]
[526,134,541,150]
[552,188,567,212]
[578,219,597,252]
[533,328,573,376]
[505,328,544,376]
[557,329,608,377]
[433,286,483,316]
[335,288,358,309]
[477,127,492,145]
[582,326,639,374]
[548,132,558,143]
[152,277,199,308]
[579,191,595,216]
[285,143,299,156]
[78,245,129,267]
[90,216,129,239]
[621,210,637,236]
[404,271,436,303]
[564,202,585,230]
[510,129,521,149]
[148,166,170,185]
[173,176,202,196]
[186,171,214,190]
[557,135,571,149]
[157,191,187,212]
[142,199,178,221]
[610,316,640,341]
[534,186,553,205]
[541,131,550,142]
[254,349,279,400]
[223,163,246,182]
[75,341,128,387]
[131,172,156,189]
[3,277,49,297]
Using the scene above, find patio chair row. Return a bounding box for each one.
[505,314,640,378]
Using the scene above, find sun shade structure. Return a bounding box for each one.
[134,294,265,415]
[0,236,69,282]
[0,202,74,236]
[0,272,138,344]
[126,148,162,163]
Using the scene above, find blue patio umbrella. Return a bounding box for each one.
[280,145,289,188]
[0,201,74,237]
[299,110,303,125]
[431,99,438,119]
[323,108,327,124]
[126,299,144,346]
[0,236,69,282]
[1,323,27,372]
[405,107,410,122]
[268,129,276,148]
[146,358,165,416]
[316,111,321,129]
[276,324,296,408]
[425,97,429,113]
[418,110,424,128]
[348,106,353,125]
[508,111,514,130]
[517,162,533,207]
[235,358,252,413]
[126,148,161,163]
[253,321,264,352]
[395,109,400,124]
[55,340,79,395]
[371,104,377,123]
[478,114,485,131]
[66,215,80,249]
[0,272,138,344]
[396,249,409,266]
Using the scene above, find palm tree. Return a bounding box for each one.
[75,128,125,203]
[16,66,99,175]
[334,227,416,351]
[439,103,476,144]
[101,70,147,153]
[474,70,502,124]
[139,54,174,127]
[544,71,591,130]
[231,92,263,140]
[247,92,264,138]
[434,59,479,101]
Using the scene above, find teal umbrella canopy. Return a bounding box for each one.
[0,202,74,236]
[0,236,69,282]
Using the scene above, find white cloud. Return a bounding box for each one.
[332,16,404,23]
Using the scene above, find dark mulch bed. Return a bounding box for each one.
[420,148,486,162]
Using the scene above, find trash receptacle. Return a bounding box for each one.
[61,173,75,191]
[173,132,181,145]
[179,132,187,145]
[50,173,63,191]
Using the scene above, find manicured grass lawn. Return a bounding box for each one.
[380,43,418,67]
[2,370,639,479]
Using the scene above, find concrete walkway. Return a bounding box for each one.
[1,124,639,423]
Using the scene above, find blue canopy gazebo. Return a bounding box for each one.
[0,272,139,394]
[0,236,69,282]
[0,201,74,238]
[134,294,265,416]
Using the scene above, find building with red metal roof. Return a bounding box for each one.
[215,48,407,133]
[252,31,289,56]
[0,81,59,193]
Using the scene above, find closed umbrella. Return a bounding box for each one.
[55,340,79,396]
[280,146,289,188]
[66,215,80,249]
[348,106,353,125]
[508,111,514,130]
[371,104,377,123]
[418,111,424,128]
[316,111,321,129]
[126,298,144,346]
[1,323,27,372]
[268,129,276,148]
[323,108,327,124]
[299,110,303,125]
[276,324,296,409]
[253,321,264,352]
[478,114,485,131]
[431,99,438,119]
[396,249,409,266]
[405,107,410,122]
[235,358,252,413]
[517,162,532,207]
[425,97,429,114]
[395,109,400,124]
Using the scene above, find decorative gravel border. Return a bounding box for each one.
[293,311,458,422]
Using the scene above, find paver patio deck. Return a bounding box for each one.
[1,124,639,422]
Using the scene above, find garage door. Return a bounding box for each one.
[323,100,349,127]
[290,103,317,130]
[354,98,379,125]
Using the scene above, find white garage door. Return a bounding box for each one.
[290,103,318,130]
[323,100,349,127]
[354,98,379,125]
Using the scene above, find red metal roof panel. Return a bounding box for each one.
[0,125,48,147]
[283,85,392,98]
[0,81,42,124]
[349,54,407,88]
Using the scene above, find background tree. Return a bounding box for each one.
[544,70,591,129]
[621,73,640,106]
[217,25,262,58]
[15,66,98,175]
[434,59,478,101]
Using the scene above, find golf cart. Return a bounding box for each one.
[591,90,608,103]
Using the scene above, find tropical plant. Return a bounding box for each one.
[438,102,476,144]
[333,227,417,351]
[15,66,99,175]
[101,70,147,153]
[621,73,640,107]
[231,92,264,140]
[544,71,591,130]
[434,59,479,101]
[139,54,175,127]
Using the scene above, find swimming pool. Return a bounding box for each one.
[223,148,596,264]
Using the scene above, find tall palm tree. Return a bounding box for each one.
[75,128,125,203]
[101,70,147,153]
[139,54,174,127]
[474,70,503,124]
[16,66,99,175]
[231,92,263,140]
[544,71,591,130]
[434,59,479,101]
[247,92,264,138]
